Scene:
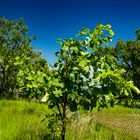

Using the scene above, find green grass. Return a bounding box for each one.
[0,100,140,140]
[0,100,49,140]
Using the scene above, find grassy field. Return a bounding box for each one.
[66,106,140,140]
[0,100,140,140]
[0,100,49,140]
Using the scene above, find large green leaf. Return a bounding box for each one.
[79,60,85,67]
[131,86,140,94]
[41,93,49,102]
[109,29,114,36]
[53,89,62,97]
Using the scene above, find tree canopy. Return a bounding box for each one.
[114,29,140,99]
[42,24,140,139]
[0,18,49,99]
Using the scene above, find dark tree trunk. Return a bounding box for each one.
[61,95,67,140]
[61,120,66,140]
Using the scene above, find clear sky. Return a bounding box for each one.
[0,0,140,64]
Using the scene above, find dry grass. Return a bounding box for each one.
[66,106,140,140]
[93,106,140,139]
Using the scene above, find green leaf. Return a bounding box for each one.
[79,60,85,67]
[57,38,63,46]
[131,86,140,94]
[5,65,9,71]
[14,61,23,65]
[32,82,38,88]
[27,84,32,88]
[31,71,35,74]
[72,67,78,71]
[70,72,75,78]
[63,45,69,51]
[53,89,62,97]
[26,75,33,80]
[0,56,4,63]
[94,29,99,34]
[104,24,111,29]
[109,29,114,36]
[124,90,129,96]
[41,93,49,102]
[15,56,20,60]
[55,51,59,56]
[17,70,24,76]
[98,24,103,29]
[94,75,101,83]
[80,51,89,56]
[84,66,89,73]
[19,80,24,87]
[71,46,78,51]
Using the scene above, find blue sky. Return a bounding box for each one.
[0,0,140,64]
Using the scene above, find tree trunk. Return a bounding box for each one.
[61,101,67,140]
[61,120,66,140]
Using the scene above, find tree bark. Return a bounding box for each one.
[61,119,66,140]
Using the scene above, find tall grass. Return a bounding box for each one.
[0,100,140,140]
[0,100,49,140]
[66,107,140,140]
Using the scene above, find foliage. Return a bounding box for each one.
[87,29,140,100]
[0,18,49,99]
[115,30,140,94]
[0,100,49,140]
[42,24,140,140]
[0,18,139,139]
[16,57,49,99]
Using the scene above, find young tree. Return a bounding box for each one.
[42,24,140,140]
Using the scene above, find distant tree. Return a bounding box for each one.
[0,18,49,99]
[115,29,140,98]
[136,29,140,40]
